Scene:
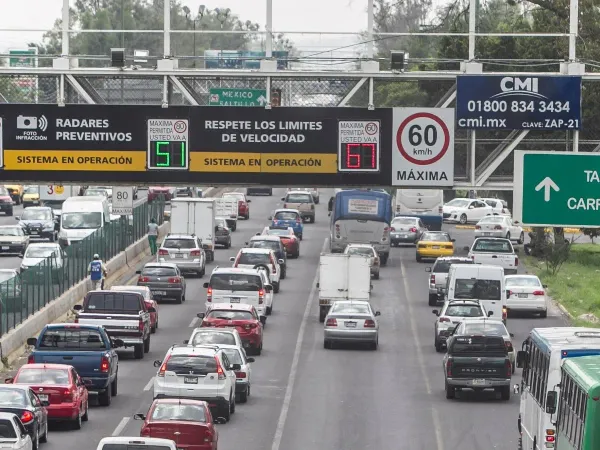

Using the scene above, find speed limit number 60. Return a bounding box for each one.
[396,112,450,166]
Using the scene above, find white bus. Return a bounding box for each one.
[394,189,444,231]
[515,327,600,450]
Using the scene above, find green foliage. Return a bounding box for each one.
[582,228,600,244]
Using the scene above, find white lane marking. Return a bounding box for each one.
[271,238,328,450]
[143,378,154,391]
[189,317,199,328]
[400,261,444,450]
[112,417,130,436]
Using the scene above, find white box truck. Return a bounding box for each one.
[170,198,216,262]
[210,197,238,231]
[39,185,82,218]
[317,253,371,322]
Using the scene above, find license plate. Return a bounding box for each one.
[472,379,486,385]
[174,253,184,258]
[483,232,492,236]
[518,293,529,298]
[153,290,167,296]
[230,297,241,303]
[345,322,356,328]
[184,377,198,384]
[431,246,440,249]
[400,234,407,238]
[37,394,48,401]
[1,246,7,250]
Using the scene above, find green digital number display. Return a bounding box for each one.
[148,140,188,170]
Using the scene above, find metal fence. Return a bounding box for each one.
[0,198,166,337]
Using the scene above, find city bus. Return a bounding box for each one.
[515,328,600,450]
[549,355,600,450]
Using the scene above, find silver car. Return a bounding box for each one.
[425,257,474,306]
[0,225,29,255]
[214,217,232,249]
[157,234,206,277]
[432,299,490,352]
[323,300,381,350]
[390,216,427,246]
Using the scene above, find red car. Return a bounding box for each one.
[148,186,175,202]
[110,285,159,333]
[5,363,89,429]
[262,226,300,258]
[221,192,250,220]
[197,303,264,355]
[135,398,225,450]
[0,186,14,216]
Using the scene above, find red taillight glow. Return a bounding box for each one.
[207,287,212,302]
[190,250,201,256]
[243,323,258,330]
[139,319,144,332]
[235,371,247,379]
[168,277,181,283]
[494,225,503,230]
[507,290,512,297]
[439,317,451,322]
[515,257,519,266]
[546,436,555,443]
[364,319,376,328]
[296,217,301,223]
[475,225,481,230]
[63,388,73,402]
[100,356,110,373]
[533,290,544,296]
[203,430,214,443]
[158,249,168,256]
[139,276,150,283]
[505,341,513,352]
[502,307,508,320]
[258,289,264,304]
[201,320,214,327]
[446,360,452,377]
[158,355,171,377]
[390,227,395,232]
[430,274,435,285]
[27,355,34,364]
[215,357,225,380]
[506,359,512,377]
[20,411,33,423]
[325,318,337,326]
[410,227,417,232]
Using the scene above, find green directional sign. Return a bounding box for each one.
[208,88,267,107]
[514,150,600,227]
[9,48,37,67]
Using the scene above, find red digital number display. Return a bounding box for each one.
[339,143,378,171]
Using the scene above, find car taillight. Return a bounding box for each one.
[283,203,287,208]
[533,290,544,296]
[27,355,34,364]
[446,360,452,377]
[475,225,481,230]
[258,289,264,304]
[515,257,519,266]
[505,359,512,377]
[207,287,212,302]
[364,319,376,328]
[507,290,512,297]
[168,277,181,283]
[201,321,213,327]
[390,227,395,232]
[141,427,151,437]
[158,249,168,256]
[20,411,33,423]
[430,275,435,285]
[74,316,79,323]
[470,255,475,260]
[273,220,278,225]
[546,430,555,443]
[63,388,73,402]
[158,355,171,377]
[235,371,247,379]
[244,323,258,330]
[100,356,110,373]
[271,265,276,274]
[494,225,502,230]
[439,317,450,322]
[505,341,513,352]
[203,430,214,443]
[296,217,301,223]
[139,319,144,332]
[215,357,226,380]
[410,227,417,232]
[325,318,337,326]
[190,250,201,256]
[138,276,150,283]
[502,307,508,320]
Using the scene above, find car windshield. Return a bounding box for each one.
[151,403,206,422]
[0,419,16,439]
[210,274,262,291]
[463,322,507,336]
[0,227,22,236]
[505,277,542,287]
[238,253,270,265]
[454,279,501,300]
[392,218,417,226]
[444,305,484,317]
[421,232,451,242]
[162,238,196,249]
[433,260,472,273]
[0,272,17,283]
[15,368,70,385]
[473,239,513,253]
[85,190,106,196]
[346,247,374,256]
[21,210,52,220]
[449,336,507,355]
[24,247,58,259]
[274,212,299,221]
[86,293,141,312]
[190,331,236,346]
[24,187,39,194]
[286,194,312,203]
[331,304,370,315]
[207,310,254,321]
[61,212,102,229]
[249,240,279,251]
[39,329,106,350]
[0,389,27,407]
[446,199,470,207]
[141,267,177,277]
[221,348,243,365]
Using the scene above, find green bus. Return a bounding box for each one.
[551,355,600,450]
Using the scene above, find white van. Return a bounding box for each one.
[394,189,444,231]
[446,264,507,323]
[58,196,111,246]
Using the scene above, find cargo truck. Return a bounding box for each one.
[170,198,216,262]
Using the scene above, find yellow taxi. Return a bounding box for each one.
[4,185,23,204]
[22,186,40,207]
[416,231,455,262]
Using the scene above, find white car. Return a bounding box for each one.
[505,274,548,318]
[217,344,255,403]
[479,198,511,216]
[152,345,237,421]
[442,198,495,224]
[0,412,32,450]
[97,437,176,450]
[230,248,283,293]
[184,327,243,348]
[256,267,275,315]
[432,299,490,352]
[474,216,524,243]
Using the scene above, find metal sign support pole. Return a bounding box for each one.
[570,0,579,152]
[468,0,477,60]
[367,0,374,59]
[61,0,69,56]
[163,0,171,57]
[266,0,273,58]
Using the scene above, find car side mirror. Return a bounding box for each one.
[18,254,23,258]
[260,316,267,325]
[4,378,13,384]
[229,257,235,262]
[463,246,470,251]
[246,357,255,363]
[183,339,189,344]
[153,360,162,367]
[135,270,141,274]
[147,307,156,313]
[374,311,381,316]
[246,199,251,203]
[278,259,284,264]
[244,242,249,245]
[516,350,527,368]
[510,333,515,338]
[26,337,37,346]
[425,267,431,272]
[214,417,228,424]
[255,232,260,236]
[316,282,319,288]
[113,338,124,348]
[197,313,205,319]
[545,391,558,414]
[203,282,209,288]
[280,197,285,201]
[451,239,456,242]
[14,216,20,221]
[432,310,439,316]
[268,216,272,220]
[514,220,520,224]
[265,285,272,293]
[543,284,548,288]
[73,304,82,311]
[231,363,241,371]
[487,311,494,317]
[468,206,474,209]
[133,413,146,420]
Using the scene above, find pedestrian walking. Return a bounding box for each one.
[148,217,159,256]
[88,254,107,290]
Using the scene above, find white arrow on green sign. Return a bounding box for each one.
[209,88,267,107]
[514,150,600,227]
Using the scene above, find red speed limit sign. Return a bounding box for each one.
[392,108,455,186]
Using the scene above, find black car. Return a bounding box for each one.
[0,385,48,448]
[16,207,58,242]
[246,235,287,279]
[246,187,273,196]
[175,187,193,197]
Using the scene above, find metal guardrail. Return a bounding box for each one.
[0,197,167,337]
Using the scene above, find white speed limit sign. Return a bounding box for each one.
[391,108,455,186]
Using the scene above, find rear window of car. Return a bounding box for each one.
[15,368,70,385]
[249,240,280,251]
[151,403,206,422]
[39,328,106,349]
[449,336,507,355]
[330,304,370,315]
[454,279,501,301]
[101,445,173,450]
[392,218,417,226]
[433,260,473,273]
[141,267,178,277]
[421,232,451,242]
[479,216,504,224]
[463,322,507,336]
[0,419,16,438]
[238,252,271,265]
[274,211,299,221]
[162,239,197,249]
[505,277,541,287]
[472,239,513,253]
[210,273,262,291]
[444,305,484,317]
[86,292,142,312]
[166,355,218,375]
[286,194,312,203]
[190,331,236,346]
[207,310,254,320]
[0,389,27,408]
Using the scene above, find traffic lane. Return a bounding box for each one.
[0,204,23,226]
[392,237,567,450]
[274,238,441,450]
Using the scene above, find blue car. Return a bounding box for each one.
[270,208,304,240]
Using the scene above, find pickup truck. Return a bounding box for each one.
[443,334,512,400]
[465,237,518,274]
[26,323,122,406]
[73,290,154,360]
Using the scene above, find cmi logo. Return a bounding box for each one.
[491,77,548,100]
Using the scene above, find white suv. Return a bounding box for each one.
[432,299,490,352]
[152,345,237,421]
[230,248,283,293]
